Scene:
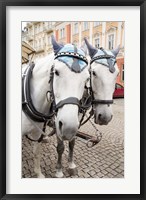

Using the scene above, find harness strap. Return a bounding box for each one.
[90,54,115,65]
[25,133,44,143]
[56,97,80,111]
[25,121,47,143]
[22,62,54,122]
[79,109,94,127]
[92,99,113,105]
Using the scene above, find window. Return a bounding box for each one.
[35,25,37,34]
[48,36,51,45]
[83,22,88,31]
[74,23,78,34]
[39,38,41,47]
[43,37,45,46]
[95,38,100,48]
[48,22,52,28]
[35,40,37,48]
[122,64,124,81]
[29,28,32,35]
[60,28,65,38]
[94,22,101,27]
[108,34,114,50]
[38,24,40,32]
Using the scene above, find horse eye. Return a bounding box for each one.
[86,77,90,82]
[55,70,59,76]
[92,71,96,77]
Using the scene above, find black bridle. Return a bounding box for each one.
[89,47,116,106]
[47,64,81,115]
[49,45,90,115]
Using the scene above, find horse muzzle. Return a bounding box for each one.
[58,120,78,141]
[94,112,113,125]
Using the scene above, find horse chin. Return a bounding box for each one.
[99,121,109,125]
[94,115,111,125]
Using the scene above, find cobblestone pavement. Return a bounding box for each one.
[22,99,124,178]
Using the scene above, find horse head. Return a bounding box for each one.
[52,36,90,141]
[84,38,120,125]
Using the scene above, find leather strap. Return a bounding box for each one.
[55,52,88,65]
[22,62,54,122]
[92,99,113,105]
[90,54,115,65]
[56,97,80,111]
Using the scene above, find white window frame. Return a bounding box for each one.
[83,22,88,31]
[94,22,101,27]
[60,28,65,39]
[108,33,115,50]
[95,37,100,48]
[74,22,78,34]
[39,38,41,47]
[34,25,37,34]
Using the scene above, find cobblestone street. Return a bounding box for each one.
[22,98,124,178]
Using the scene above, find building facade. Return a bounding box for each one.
[22,21,124,84]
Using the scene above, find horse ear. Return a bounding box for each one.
[51,35,64,54]
[111,45,120,57]
[84,38,98,58]
[80,41,88,55]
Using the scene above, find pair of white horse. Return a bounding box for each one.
[22,36,120,178]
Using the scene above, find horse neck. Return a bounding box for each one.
[30,54,54,113]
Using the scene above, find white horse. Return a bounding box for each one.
[84,38,120,125]
[52,40,120,177]
[22,36,90,178]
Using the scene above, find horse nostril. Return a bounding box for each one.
[98,114,102,120]
[59,121,63,130]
